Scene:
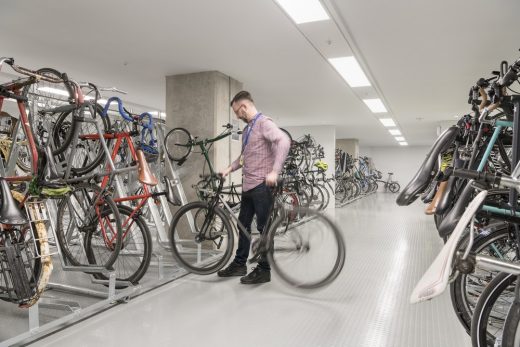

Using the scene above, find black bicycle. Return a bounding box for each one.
[169,174,346,289]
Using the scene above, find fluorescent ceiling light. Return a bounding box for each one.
[363,99,387,113]
[389,129,401,136]
[37,86,69,97]
[399,142,408,146]
[379,118,395,127]
[276,0,330,24]
[395,136,405,141]
[328,56,371,88]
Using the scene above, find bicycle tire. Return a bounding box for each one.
[450,225,515,335]
[57,103,112,176]
[267,207,345,289]
[56,183,122,269]
[170,201,234,275]
[471,272,516,347]
[164,127,192,162]
[317,184,330,210]
[21,67,75,154]
[389,182,400,193]
[87,205,152,287]
[502,300,520,347]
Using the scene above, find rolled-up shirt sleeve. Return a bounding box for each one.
[262,120,291,174]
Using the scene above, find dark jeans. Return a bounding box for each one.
[233,182,273,271]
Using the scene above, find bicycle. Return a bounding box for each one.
[376,171,400,193]
[164,123,244,204]
[0,57,67,306]
[56,97,169,285]
[169,174,346,289]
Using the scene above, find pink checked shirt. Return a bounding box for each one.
[231,115,290,192]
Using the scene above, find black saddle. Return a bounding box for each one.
[0,178,28,225]
[396,126,459,206]
[436,181,474,238]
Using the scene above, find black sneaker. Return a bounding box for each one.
[217,262,247,277]
[240,267,271,284]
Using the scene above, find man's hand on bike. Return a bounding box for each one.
[266,171,278,186]
[220,166,232,177]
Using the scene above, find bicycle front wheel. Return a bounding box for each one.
[164,127,192,162]
[170,201,234,275]
[56,183,122,269]
[267,207,345,289]
[87,205,152,287]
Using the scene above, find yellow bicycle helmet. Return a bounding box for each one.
[314,160,329,171]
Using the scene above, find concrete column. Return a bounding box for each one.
[166,71,243,202]
[336,139,359,159]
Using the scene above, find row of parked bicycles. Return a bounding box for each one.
[398,51,520,346]
[0,57,350,313]
[334,149,400,204]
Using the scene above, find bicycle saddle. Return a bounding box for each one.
[410,190,488,303]
[396,126,459,206]
[0,178,28,225]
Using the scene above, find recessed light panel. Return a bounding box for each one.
[276,0,330,24]
[395,136,405,141]
[363,99,387,113]
[389,129,401,136]
[398,142,408,146]
[379,118,395,127]
[328,56,371,87]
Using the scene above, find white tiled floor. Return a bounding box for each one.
[30,193,471,347]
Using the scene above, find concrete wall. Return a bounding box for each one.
[165,71,242,202]
[336,139,359,159]
[360,145,431,187]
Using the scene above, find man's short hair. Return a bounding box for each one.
[230,90,254,106]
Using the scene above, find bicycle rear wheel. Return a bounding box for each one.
[56,183,122,269]
[170,201,234,275]
[267,207,345,289]
[389,182,400,193]
[164,127,192,162]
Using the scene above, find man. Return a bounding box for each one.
[218,91,290,284]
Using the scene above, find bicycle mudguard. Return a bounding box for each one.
[437,181,475,238]
[410,190,488,304]
[396,126,459,206]
[434,175,459,215]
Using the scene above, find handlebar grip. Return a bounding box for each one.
[101,96,133,121]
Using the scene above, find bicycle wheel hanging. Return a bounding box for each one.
[56,183,122,269]
[170,201,234,275]
[164,127,192,162]
[21,67,75,154]
[267,207,345,289]
[56,103,112,176]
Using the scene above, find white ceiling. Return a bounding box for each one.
[1,0,519,147]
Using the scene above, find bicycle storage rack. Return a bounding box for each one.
[0,115,192,346]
